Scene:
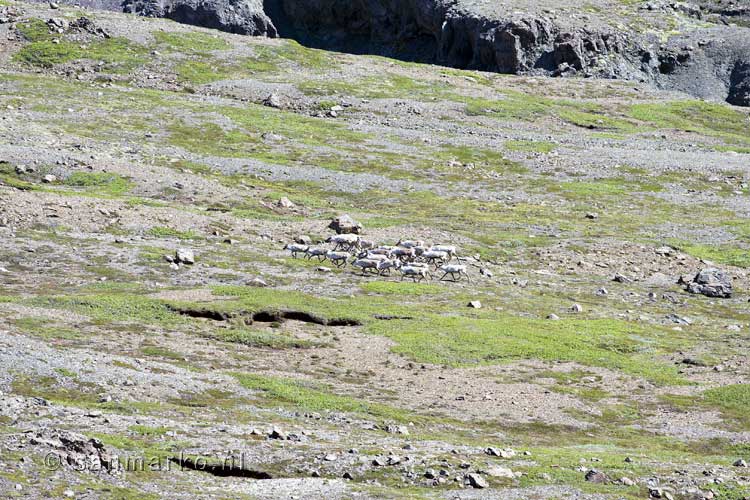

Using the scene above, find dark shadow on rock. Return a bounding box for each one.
[728,60,750,107]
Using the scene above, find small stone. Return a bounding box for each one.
[485,466,514,479]
[324,454,337,462]
[424,469,437,479]
[342,471,353,480]
[261,132,283,142]
[328,214,362,234]
[585,212,599,219]
[649,487,674,499]
[295,235,312,245]
[372,457,387,466]
[584,469,608,483]
[268,427,287,440]
[596,287,608,296]
[63,490,74,498]
[317,266,332,273]
[547,313,560,320]
[42,174,57,183]
[621,477,635,486]
[571,303,582,313]
[385,424,409,435]
[466,473,488,489]
[655,246,673,256]
[733,459,748,467]
[480,268,493,278]
[248,278,268,287]
[613,273,631,283]
[277,197,295,209]
[169,262,179,271]
[468,300,482,309]
[263,93,282,108]
[175,248,195,265]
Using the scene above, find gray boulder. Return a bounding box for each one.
[684,268,732,298]
[328,214,362,235]
[41,0,276,36]
[123,0,276,35]
[175,248,195,265]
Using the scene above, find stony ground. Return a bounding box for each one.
[1,1,750,499]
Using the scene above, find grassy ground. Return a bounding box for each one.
[2,5,750,498]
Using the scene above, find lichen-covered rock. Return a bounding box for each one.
[684,268,733,298]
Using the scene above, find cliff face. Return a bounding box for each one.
[273,0,642,79]
[270,0,749,106]
[34,0,750,106]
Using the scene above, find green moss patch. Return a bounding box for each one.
[15,19,148,70]
[703,384,750,428]
[234,372,417,423]
[505,140,558,153]
[629,100,750,147]
[63,171,133,196]
[153,31,231,53]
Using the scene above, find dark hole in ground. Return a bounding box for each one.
[252,310,282,323]
[169,305,361,326]
[166,305,232,321]
[170,456,273,479]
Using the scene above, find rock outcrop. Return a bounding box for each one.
[682,268,733,298]
[123,0,276,35]
[29,0,750,106]
[270,0,750,105]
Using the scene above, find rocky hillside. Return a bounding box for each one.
[1,0,750,499]
[28,0,750,106]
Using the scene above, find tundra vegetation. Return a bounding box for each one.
[1,2,750,499]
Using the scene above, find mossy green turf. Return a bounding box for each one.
[15,19,147,70]
[153,31,231,53]
[234,373,417,423]
[703,384,750,428]
[63,172,133,195]
[19,284,686,385]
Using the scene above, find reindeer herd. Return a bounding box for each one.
[284,234,470,283]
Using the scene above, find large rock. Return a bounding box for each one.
[29,429,113,472]
[684,268,732,298]
[175,248,195,265]
[123,0,276,35]
[40,0,276,35]
[328,214,362,235]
